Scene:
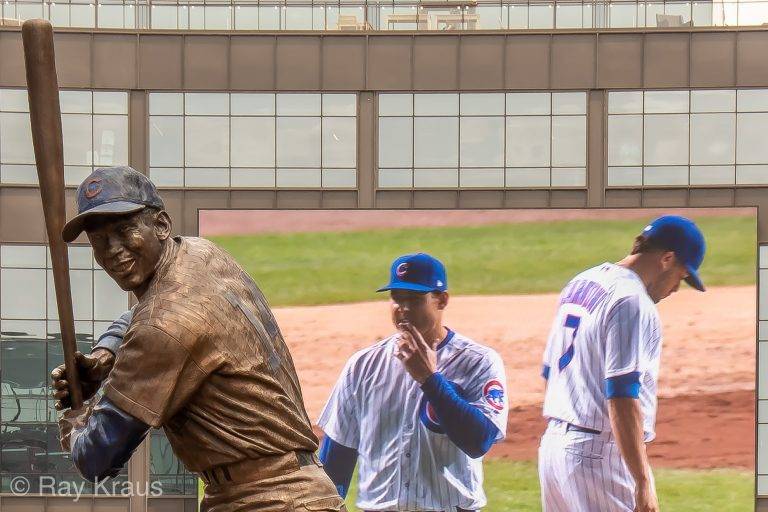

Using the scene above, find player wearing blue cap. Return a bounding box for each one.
[538,215,706,512]
[317,253,509,512]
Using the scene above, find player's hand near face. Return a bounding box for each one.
[51,349,115,410]
[394,322,437,384]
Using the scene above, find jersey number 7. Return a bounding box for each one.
[557,314,581,371]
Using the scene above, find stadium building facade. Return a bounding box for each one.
[0,3,767,511]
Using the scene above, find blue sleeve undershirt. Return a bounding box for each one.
[604,371,641,399]
[92,308,133,356]
[318,435,357,498]
[420,372,500,459]
[71,396,150,481]
[542,364,551,380]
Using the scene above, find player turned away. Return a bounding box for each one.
[538,216,706,512]
[318,253,509,512]
[50,166,344,512]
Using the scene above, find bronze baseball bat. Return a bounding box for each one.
[22,19,83,409]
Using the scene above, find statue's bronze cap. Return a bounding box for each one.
[62,166,164,243]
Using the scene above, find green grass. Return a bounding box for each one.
[210,215,756,307]
[340,460,754,512]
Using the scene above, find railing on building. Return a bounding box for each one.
[0,0,766,31]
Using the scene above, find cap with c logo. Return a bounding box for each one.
[641,215,706,292]
[377,253,448,293]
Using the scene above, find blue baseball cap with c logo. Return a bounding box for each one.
[642,215,706,292]
[377,253,448,293]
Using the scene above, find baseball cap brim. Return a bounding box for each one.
[376,281,436,293]
[684,265,705,292]
[62,201,147,243]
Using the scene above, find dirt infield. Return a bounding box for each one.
[275,286,755,470]
[200,208,755,236]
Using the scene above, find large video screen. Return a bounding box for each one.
[199,207,756,511]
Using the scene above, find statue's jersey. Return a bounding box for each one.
[104,237,318,472]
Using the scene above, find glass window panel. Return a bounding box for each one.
[231,117,275,167]
[322,168,357,188]
[1,113,35,164]
[185,117,230,167]
[185,93,229,116]
[643,114,689,165]
[231,93,275,116]
[644,90,689,113]
[551,167,586,187]
[379,94,413,116]
[205,5,232,29]
[608,91,643,114]
[322,117,356,168]
[323,94,357,116]
[149,167,185,188]
[93,92,128,115]
[553,92,586,115]
[1,319,47,338]
[555,3,583,28]
[16,2,44,20]
[1,269,46,319]
[149,117,183,167]
[414,117,459,167]
[738,90,768,112]
[276,118,321,167]
[610,2,639,26]
[665,1,691,22]
[98,3,126,28]
[1,164,37,185]
[414,94,459,116]
[737,165,768,185]
[459,168,504,188]
[737,113,768,164]
[505,167,550,187]
[508,3,528,28]
[737,1,768,25]
[692,1,713,26]
[690,165,735,185]
[607,115,642,166]
[49,3,71,27]
[93,115,129,167]
[460,117,504,167]
[234,5,260,29]
[259,4,280,29]
[189,5,204,29]
[378,168,412,188]
[607,166,643,187]
[552,116,586,167]
[285,5,313,29]
[62,114,93,166]
[231,168,276,188]
[276,168,322,187]
[690,113,735,165]
[152,5,179,28]
[67,246,93,270]
[414,168,458,188]
[60,91,92,114]
[1,246,46,268]
[93,270,129,322]
[185,168,229,188]
[529,2,554,28]
[691,90,735,113]
[460,93,504,116]
[276,94,321,116]
[646,1,665,25]
[476,4,504,29]
[506,92,550,115]
[0,89,29,112]
[64,166,93,187]
[149,93,184,116]
[505,116,550,167]
[71,3,96,27]
[47,269,92,321]
[378,117,413,168]
[643,166,689,186]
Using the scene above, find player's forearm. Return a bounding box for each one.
[608,397,652,486]
[421,372,499,458]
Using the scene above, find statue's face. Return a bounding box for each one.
[85,210,165,294]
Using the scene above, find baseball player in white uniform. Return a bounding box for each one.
[318,253,509,512]
[538,215,706,512]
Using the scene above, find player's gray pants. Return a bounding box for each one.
[538,419,656,512]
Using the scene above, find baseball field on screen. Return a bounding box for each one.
[201,209,756,511]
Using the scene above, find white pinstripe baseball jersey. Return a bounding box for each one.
[317,329,508,512]
[542,262,663,441]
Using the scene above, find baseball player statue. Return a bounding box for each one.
[317,253,509,512]
[50,166,345,512]
[538,215,706,512]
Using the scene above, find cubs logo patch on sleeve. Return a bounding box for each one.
[483,380,505,411]
[419,381,465,433]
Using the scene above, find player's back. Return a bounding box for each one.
[541,262,661,434]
